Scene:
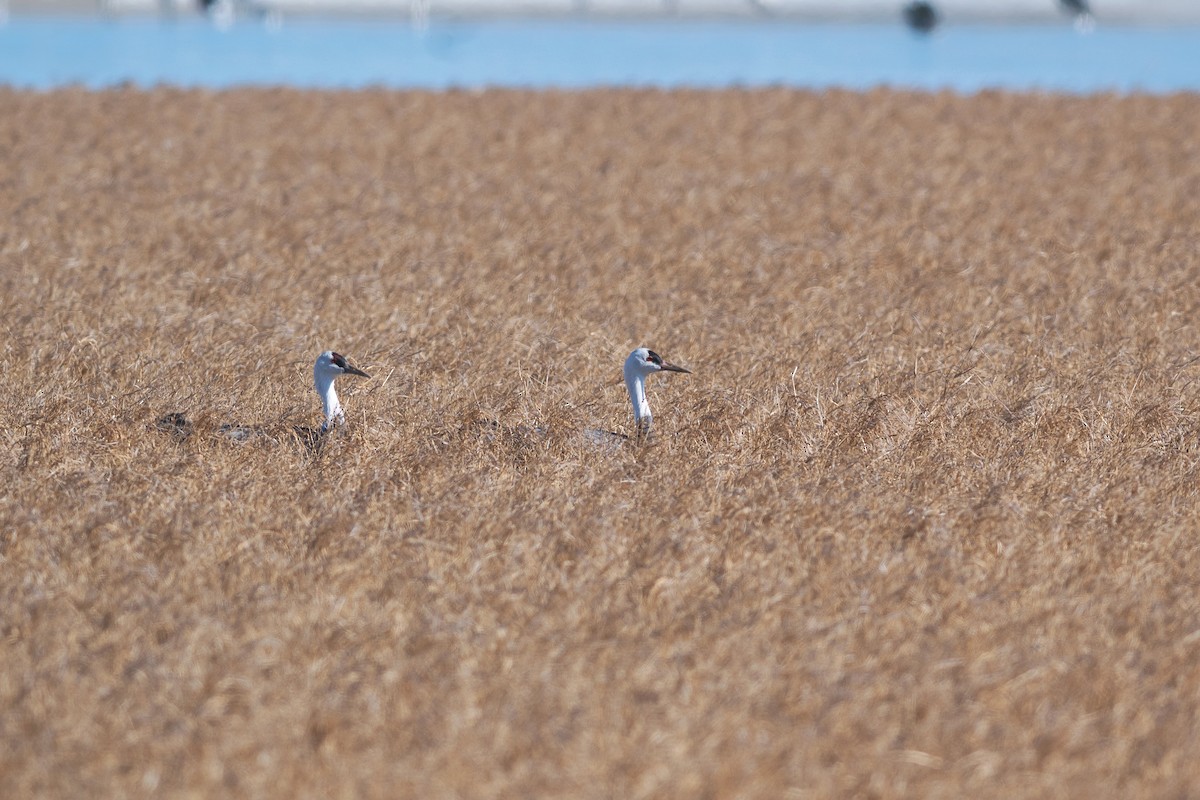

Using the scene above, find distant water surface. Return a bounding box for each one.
[2,17,1200,92]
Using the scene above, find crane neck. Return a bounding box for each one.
[624,368,653,437]
[315,371,343,432]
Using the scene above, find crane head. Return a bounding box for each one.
[315,350,370,380]
[626,347,691,378]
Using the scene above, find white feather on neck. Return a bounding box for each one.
[315,367,344,432]
[624,357,653,436]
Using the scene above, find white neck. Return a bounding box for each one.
[624,368,652,436]
[316,371,343,431]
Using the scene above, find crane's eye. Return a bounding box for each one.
[331,353,348,369]
[647,351,662,365]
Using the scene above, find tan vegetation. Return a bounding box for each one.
[3,86,1200,797]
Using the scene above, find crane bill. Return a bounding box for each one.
[344,365,371,378]
[660,362,691,374]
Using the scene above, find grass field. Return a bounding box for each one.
[3,86,1200,797]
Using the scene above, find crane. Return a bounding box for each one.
[313,350,371,433]
[469,346,692,448]
[581,347,692,445]
[621,347,691,439]
[156,350,370,446]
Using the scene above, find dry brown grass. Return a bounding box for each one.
[3,85,1200,798]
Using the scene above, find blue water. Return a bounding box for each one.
[3,16,1200,93]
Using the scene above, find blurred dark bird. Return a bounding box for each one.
[156,411,192,440]
[903,1,940,34]
[1058,0,1095,30]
